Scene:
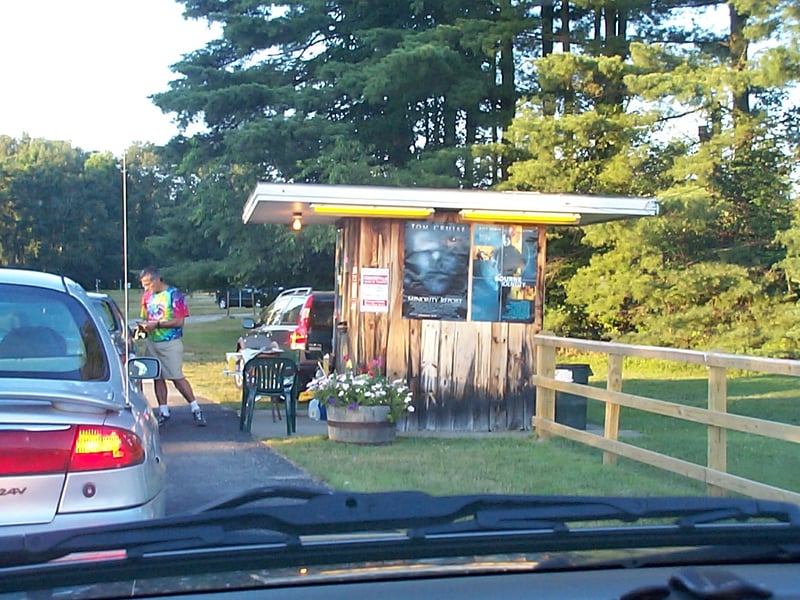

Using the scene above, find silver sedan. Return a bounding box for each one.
[0,268,166,535]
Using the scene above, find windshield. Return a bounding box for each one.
[0,284,108,381]
[3,1,800,598]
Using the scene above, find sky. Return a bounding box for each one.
[0,0,219,154]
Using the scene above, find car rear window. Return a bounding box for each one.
[259,296,290,326]
[92,299,117,333]
[309,296,334,328]
[278,296,306,325]
[0,284,108,381]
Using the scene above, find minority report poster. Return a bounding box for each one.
[402,221,470,320]
[470,225,538,323]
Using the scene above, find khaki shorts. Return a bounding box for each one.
[144,338,185,380]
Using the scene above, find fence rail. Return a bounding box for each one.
[533,333,800,503]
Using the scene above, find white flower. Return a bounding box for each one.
[309,362,415,422]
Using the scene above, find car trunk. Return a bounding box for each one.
[0,383,126,527]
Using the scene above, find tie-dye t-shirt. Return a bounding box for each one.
[140,286,190,342]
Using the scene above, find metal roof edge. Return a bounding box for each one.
[249,182,657,213]
[242,182,660,226]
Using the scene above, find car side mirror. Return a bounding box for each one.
[128,357,161,380]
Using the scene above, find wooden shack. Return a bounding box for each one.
[242,184,658,432]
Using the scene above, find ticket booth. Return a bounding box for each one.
[242,184,658,431]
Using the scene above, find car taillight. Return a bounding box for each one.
[290,297,313,350]
[70,426,145,471]
[0,428,74,475]
[0,426,145,476]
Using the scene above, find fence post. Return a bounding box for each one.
[604,354,623,465]
[534,336,556,440]
[707,360,728,497]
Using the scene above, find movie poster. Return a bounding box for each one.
[402,221,470,320]
[470,225,538,323]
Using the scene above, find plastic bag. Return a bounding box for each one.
[308,398,320,420]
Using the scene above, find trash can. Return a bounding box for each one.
[554,363,593,430]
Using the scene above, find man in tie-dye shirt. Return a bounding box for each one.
[139,266,206,427]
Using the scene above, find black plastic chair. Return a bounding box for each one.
[239,354,298,435]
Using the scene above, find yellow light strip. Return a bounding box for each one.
[459,210,580,225]
[311,204,435,218]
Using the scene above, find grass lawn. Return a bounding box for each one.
[263,436,708,496]
[116,290,800,498]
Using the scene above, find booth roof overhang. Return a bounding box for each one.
[242,183,660,227]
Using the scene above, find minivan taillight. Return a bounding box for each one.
[0,426,145,476]
[290,296,313,350]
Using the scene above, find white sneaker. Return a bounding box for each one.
[192,409,207,427]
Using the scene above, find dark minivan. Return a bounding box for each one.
[237,287,335,386]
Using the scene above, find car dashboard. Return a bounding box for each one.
[5,562,791,600]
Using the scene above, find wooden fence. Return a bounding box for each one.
[533,333,800,503]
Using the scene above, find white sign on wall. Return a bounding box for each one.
[360,267,389,313]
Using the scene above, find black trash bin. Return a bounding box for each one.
[554,363,593,430]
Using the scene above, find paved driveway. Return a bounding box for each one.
[150,399,328,515]
[139,312,329,514]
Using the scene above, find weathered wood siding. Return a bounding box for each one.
[335,218,546,432]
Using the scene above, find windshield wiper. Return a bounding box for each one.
[189,485,800,540]
[2,487,800,588]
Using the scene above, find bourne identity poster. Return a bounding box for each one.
[470,225,538,322]
[402,221,470,320]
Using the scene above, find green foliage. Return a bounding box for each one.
[773,190,800,295]
[0,136,124,287]
[502,0,800,352]
[158,0,523,186]
[0,134,337,292]
[503,102,654,195]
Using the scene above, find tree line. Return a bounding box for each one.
[1,0,798,356]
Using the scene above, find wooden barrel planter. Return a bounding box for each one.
[326,405,396,445]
